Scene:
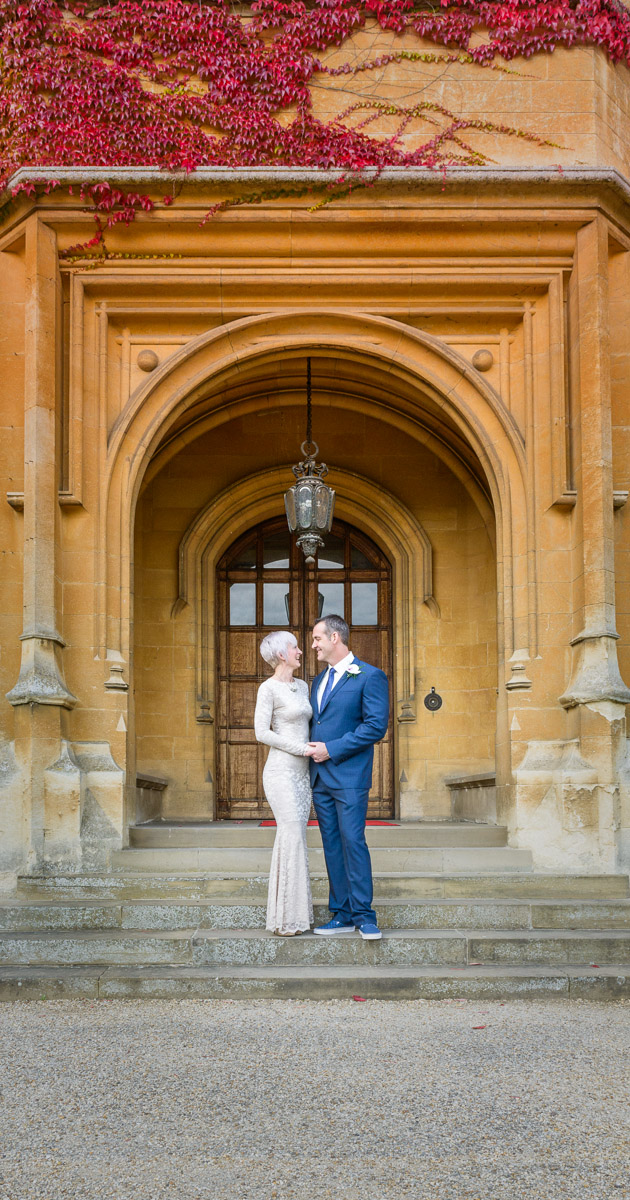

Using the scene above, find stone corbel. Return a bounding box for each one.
[506,649,533,691]
[397,669,422,723]
[551,490,577,510]
[397,698,416,723]
[196,701,214,724]
[104,650,129,692]
[6,630,77,709]
[559,628,630,710]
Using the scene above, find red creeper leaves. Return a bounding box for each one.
[2,0,629,249]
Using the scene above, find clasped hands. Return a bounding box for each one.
[304,741,330,763]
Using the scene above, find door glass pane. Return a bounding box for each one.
[318,583,344,618]
[229,539,257,569]
[317,535,344,569]
[351,544,375,569]
[230,582,256,625]
[263,583,290,625]
[352,582,378,625]
[263,531,290,569]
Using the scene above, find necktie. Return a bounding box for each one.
[320,667,336,711]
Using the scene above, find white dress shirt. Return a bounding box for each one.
[317,651,355,708]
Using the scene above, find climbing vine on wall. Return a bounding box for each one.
[2,0,630,252]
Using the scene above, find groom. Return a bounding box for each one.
[305,614,389,940]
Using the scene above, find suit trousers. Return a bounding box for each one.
[312,785,376,925]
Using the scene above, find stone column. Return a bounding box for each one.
[6,217,77,872]
[557,215,630,868]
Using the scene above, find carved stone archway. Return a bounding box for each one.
[109,311,519,827]
[173,466,437,729]
[103,311,528,682]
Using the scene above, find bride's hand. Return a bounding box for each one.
[306,741,330,763]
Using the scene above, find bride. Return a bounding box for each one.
[254,631,314,936]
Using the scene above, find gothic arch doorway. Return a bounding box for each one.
[216,517,394,819]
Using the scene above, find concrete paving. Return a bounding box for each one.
[0,998,628,1199]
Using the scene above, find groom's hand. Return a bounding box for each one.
[307,741,330,763]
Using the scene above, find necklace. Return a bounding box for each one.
[275,676,297,691]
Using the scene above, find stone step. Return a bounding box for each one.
[14,872,630,900]
[129,822,508,849]
[0,964,628,1002]
[1,927,629,968]
[110,845,533,873]
[1,897,629,932]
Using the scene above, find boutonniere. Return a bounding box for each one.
[345,664,362,678]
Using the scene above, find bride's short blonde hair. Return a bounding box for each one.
[260,630,297,667]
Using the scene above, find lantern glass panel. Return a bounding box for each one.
[295,481,314,528]
[314,484,332,530]
[284,490,297,532]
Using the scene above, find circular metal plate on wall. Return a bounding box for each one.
[424,688,443,711]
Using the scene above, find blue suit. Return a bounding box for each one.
[310,657,389,925]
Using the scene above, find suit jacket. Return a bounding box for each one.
[309,657,389,793]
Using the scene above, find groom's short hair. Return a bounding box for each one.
[318,613,349,646]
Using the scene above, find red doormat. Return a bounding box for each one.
[260,819,399,827]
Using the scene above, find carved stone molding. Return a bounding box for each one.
[102,309,528,682]
[6,630,77,710]
[104,650,129,692]
[506,648,533,692]
[559,628,630,709]
[174,466,436,722]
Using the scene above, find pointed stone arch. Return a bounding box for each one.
[173,466,436,725]
[102,311,529,677]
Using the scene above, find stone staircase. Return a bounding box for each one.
[1,823,629,1001]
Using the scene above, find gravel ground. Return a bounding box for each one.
[0,999,628,1200]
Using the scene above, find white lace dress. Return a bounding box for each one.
[254,677,314,935]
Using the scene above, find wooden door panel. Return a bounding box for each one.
[228,632,259,675]
[227,743,260,799]
[229,681,259,726]
[351,631,381,666]
[228,728,259,744]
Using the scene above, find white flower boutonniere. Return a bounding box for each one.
[345,664,362,679]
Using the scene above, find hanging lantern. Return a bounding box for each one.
[284,359,335,563]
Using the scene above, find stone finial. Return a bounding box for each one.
[137,349,159,372]
[472,349,494,372]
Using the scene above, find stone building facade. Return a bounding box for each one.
[2,37,630,883]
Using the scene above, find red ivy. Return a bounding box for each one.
[1,0,629,249]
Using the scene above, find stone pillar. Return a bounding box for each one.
[5,217,77,872]
[556,217,629,867]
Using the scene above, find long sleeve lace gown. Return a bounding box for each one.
[254,677,314,935]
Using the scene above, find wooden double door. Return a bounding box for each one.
[216,517,394,819]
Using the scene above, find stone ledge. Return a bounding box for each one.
[5,166,630,216]
[445,772,496,790]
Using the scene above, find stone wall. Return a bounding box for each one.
[1,40,630,873]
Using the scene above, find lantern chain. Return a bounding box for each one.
[306,357,312,451]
